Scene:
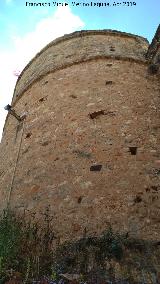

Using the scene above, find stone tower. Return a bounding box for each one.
[0,27,160,242]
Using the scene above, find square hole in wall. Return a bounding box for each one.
[129,147,137,155]
[89,110,105,119]
[77,196,83,203]
[110,46,115,51]
[25,133,32,139]
[39,96,48,102]
[90,164,102,171]
[70,94,77,99]
[107,63,113,67]
[106,81,113,85]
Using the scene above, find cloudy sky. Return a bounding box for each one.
[0,0,159,140]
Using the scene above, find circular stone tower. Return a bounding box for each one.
[0,30,160,242]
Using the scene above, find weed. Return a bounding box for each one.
[0,209,159,283]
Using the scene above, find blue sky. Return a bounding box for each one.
[0,0,160,139]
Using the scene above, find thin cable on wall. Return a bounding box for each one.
[6,119,25,209]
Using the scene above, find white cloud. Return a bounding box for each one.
[5,0,13,4]
[0,6,85,141]
[12,6,85,71]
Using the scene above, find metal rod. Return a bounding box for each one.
[6,120,25,209]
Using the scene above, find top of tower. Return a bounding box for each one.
[12,29,149,104]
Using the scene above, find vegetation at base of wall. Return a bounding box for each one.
[0,211,19,281]
[0,209,159,284]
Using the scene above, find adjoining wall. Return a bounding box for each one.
[146,25,160,76]
[0,30,160,243]
[146,25,160,64]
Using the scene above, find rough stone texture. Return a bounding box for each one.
[146,25,160,77]
[146,25,160,64]
[12,30,148,103]
[0,29,160,243]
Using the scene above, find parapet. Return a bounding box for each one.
[12,29,149,105]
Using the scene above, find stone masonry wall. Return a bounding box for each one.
[146,25,160,65]
[12,30,148,103]
[146,25,160,76]
[0,30,160,243]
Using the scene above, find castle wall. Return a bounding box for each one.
[146,25,160,65]
[12,30,148,103]
[0,31,160,242]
